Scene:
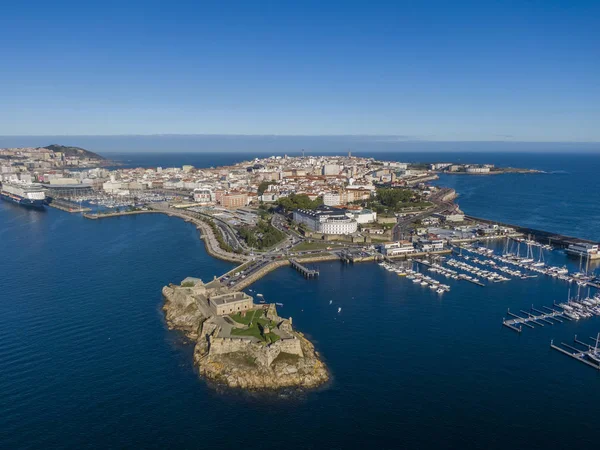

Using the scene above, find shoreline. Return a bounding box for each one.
[435,169,543,176]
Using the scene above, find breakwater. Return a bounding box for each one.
[48,199,91,213]
[465,215,600,247]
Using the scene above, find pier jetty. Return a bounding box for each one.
[48,199,91,213]
[290,259,319,278]
[466,215,600,248]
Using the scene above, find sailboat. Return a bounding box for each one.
[521,242,534,263]
[587,333,600,365]
[532,247,545,267]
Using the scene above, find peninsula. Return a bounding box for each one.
[162,277,328,389]
[8,148,598,392]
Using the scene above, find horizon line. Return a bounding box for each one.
[0,134,599,145]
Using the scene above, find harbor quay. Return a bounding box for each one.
[465,215,600,252]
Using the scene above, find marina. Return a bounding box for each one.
[456,241,600,287]
[551,334,600,370]
[379,261,451,294]
[503,306,567,333]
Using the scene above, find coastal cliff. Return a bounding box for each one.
[162,279,329,390]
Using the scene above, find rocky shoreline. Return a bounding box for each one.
[162,278,329,391]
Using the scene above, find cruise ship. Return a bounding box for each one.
[0,181,46,208]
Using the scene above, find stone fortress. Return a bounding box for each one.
[162,277,328,389]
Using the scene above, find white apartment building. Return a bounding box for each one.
[293,207,358,235]
[380,241,415,256]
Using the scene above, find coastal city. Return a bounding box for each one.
[4,2,600,448]
[3,145,600,382]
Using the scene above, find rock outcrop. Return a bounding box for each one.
[162,279,329,390]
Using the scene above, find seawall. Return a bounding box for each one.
[465,215,600,247]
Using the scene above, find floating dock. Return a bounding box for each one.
[502,305,566,333]
[414,259,485,286]
[550,335,600,370]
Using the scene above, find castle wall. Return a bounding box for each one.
[274,338,303,358]
[207,335,303,366]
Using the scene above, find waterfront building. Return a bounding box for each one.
[415,238,444,252]
[466,166,491,173]
[379,240,415,256]
[293,206,358,235]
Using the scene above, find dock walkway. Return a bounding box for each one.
[551,336,600,370]
[502,306,566,333]
[290,259,319,278]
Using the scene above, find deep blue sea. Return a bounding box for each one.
[2,151,600,449]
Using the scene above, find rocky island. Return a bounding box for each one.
[162,277,329,390]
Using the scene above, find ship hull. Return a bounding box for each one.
[0,192,45,208]
[565,249,600,260]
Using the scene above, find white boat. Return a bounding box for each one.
[590,333,600,364]
[337,307,342,313]
[565,311,580,320]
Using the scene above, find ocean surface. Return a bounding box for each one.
[2,152,600,449]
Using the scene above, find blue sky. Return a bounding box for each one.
[1,0,598,141]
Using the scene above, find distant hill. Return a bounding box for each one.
[44,144,105,160]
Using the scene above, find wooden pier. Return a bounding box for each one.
[290,259,319,278]
[502,305,566,333]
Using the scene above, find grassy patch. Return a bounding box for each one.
[265,332,280,344]
[292,241,341,251]
[229,309,278,342]
[230,325,264,340]
[230,309,264,325]
[370,237,391,243]
[298,252,337,259]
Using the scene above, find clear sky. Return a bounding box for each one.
[2,0,598,141]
